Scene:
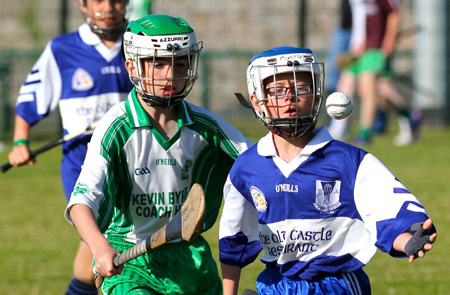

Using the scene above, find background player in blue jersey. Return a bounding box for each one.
[7,0,132,294]
[219,46,437,295]
[65,14,251,295]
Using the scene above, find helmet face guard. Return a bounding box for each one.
[80,0,129,39]
[246,47,324,138]
[123,15,203,108]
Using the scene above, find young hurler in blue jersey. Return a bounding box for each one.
[219,46,437,295]
[8,1,132,294]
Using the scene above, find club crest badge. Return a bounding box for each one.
[181,160,192,180]
[250,186,268,212]
[73,182,90,196]
[314,180,341,214]
[72,68,94,91]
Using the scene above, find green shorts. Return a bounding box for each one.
[346,49,386,75]
[100,235,222,295]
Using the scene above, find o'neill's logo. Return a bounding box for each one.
[314,180,341,214]
[250,186,267,212]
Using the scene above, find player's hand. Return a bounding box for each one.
[94,245,123,278]
[405,219,437,263]
[350,40,366,57]
[9,144,35,167]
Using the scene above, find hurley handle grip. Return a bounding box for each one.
[94,237,149,288]
[1,162,12,173]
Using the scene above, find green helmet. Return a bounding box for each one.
[123,14,203,108]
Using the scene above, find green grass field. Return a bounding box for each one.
[0,123,449,294]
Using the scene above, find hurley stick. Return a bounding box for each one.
[1,121,99,173]
[94,183,206,288]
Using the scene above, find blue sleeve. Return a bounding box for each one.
[376,201,434,257]
[219,232,262,268]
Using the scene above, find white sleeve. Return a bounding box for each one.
[64,119,111,225]
[219,175,259,242]
[17,41,62,116]
[354,153,427,238]
[349,0,366,48]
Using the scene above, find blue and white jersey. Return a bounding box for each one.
[219,127,430,280]
[15,23,132,198]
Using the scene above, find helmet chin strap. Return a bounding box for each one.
[138,89,187,109]
[88,19,128,40]
[267,117,316,138]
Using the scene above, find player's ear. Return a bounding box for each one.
[78,0,88,12]
[125,60,136,76]
[249,93,261,112]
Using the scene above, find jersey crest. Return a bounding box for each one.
[73,182,90,196]
[72,68,94,91]
[181,160,192,180]
[314,180,341,214]
[250,186,268,212]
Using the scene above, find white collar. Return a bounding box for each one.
[257,127,333,178]
[79,23,102,46]
[78,23,122,62]
[257,126,332,157]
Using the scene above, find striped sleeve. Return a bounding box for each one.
[16,41,62,126]
[354,153,430,256]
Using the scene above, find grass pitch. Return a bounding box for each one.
[0,123,449,294]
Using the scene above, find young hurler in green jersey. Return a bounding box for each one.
[65,14,251,295]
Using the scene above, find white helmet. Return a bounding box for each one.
[123,14,203,108]
[244,46,324,138]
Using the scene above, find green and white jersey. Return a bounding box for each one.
[65,89,252,244]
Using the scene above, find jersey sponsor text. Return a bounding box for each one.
[131,187,189,219]
[259,227,333,257]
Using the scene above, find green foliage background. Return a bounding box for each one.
[0,124,449,294]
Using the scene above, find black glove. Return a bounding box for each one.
[404,222,433,258]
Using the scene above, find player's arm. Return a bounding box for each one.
[392,218,437,263]
[219,176,262,294]
[8,115,34,167]
[382,10,401,57]
[221,263,241,295]
[9,42,61,168]
[349,0,366,56]
[68,203,123,278]
[354,153,436,258]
